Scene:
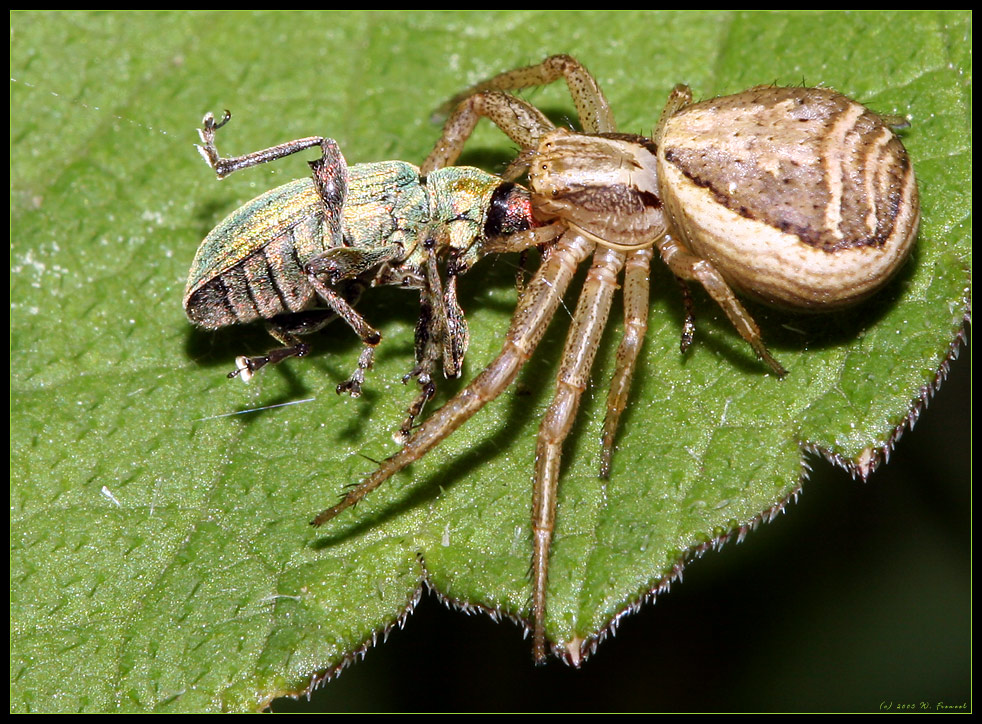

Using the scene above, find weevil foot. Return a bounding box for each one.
[229,355,256,382]
[227,341,309,382]
[195,110,231,173]
[336,379,362,397]
[336,345,375,398]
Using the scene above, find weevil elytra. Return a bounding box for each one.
[309,55,919,664]
[185,111,552,437]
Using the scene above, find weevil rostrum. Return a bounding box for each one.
[306,55,919,663]
[185,111,548,438]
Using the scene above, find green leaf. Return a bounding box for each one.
[11,10,970,712]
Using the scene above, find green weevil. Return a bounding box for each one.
[185,111,552,436]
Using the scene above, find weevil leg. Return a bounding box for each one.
[196,111,333,180]
[301,271,384,397]
[397,364,436,444]
[530,245,626,663]
[229,325,310,382]
[311,230,593,527]
[397,246,456,443]
[598,247,654,479]
[417,245,470,383]
[295,243,405,395]
[228,289,366,382]
[441,264,470,379]
[422,91,556,175]
[655,234,787,377]
[433,54,616,135]
[309,244,405,286]
[303,140,390,396]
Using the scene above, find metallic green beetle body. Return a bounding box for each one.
[185,162,526,330]
[185,112,538,435]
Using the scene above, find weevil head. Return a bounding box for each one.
[426,166,537,272]
[484,181,536,239]
[453,180,538,274]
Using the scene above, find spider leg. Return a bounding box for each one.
[598,247,654,479]
[310,231,594,528]
[655,234,786,377]
[424,55,616,176]
[433,54,615,135]
[422,91,555,175]
[531,245,626,663]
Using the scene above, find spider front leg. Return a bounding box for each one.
[531,245,626,663]
[423,55,616,177]
[422,91,556,175]
[432,54,615,135]
[310,230,593,527]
